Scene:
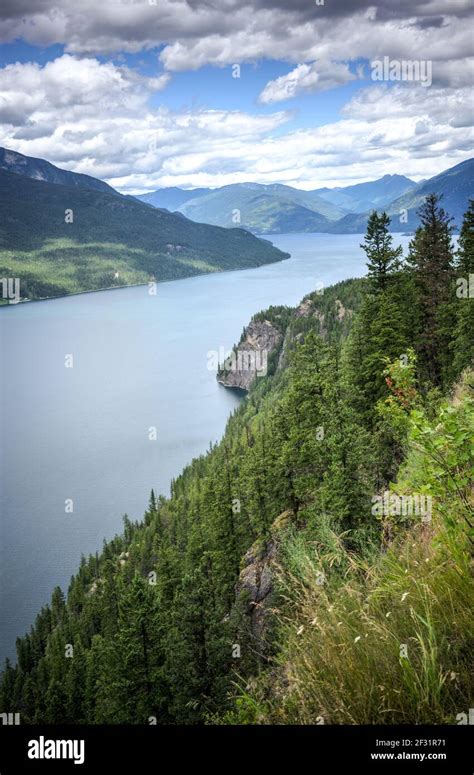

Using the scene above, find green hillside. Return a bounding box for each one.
[0,169,288,300]
[178,182,343,231]
[1,197,472,724]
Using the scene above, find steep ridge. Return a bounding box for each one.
[0,147,117,195]
[0,168,289,300]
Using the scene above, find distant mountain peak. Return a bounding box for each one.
[380,173,414,182]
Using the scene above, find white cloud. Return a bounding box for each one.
[0,55,170,128]
[0,1,472,85]
[0,54,471,191]
[0,55,294,189]
[258,61,356,104]
[156,9,474,82]
[0,0,472,193]
[343,81,474,129]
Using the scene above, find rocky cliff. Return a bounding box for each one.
[217,318,282,391]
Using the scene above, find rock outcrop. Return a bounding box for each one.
[217,319,282,391]
[294,298,312,317]
[233,511,291,647]
[235,541,277,642]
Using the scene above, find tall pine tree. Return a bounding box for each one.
[456,198,474,274]
[360,211,402,291]
[451,200,474,378]
[406,193,455,387]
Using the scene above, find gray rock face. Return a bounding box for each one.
[230,511,291,658]
[235,540,277,641]
[217,319,282,391]
[294,298,312,317]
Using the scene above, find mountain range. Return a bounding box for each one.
[137,160,473,235]
[0,148,288,301]
[0,146,472,301]
[313,174,415,212]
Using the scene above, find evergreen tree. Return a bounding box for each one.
[451,201,474,378]
[406,193,455,386]
[0,658,15,709]
[360,211,402,291]
[456,198,474,273]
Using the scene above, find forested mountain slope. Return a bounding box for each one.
[0,168,288,300]
[1,198,472,724]
[177,182,343,231]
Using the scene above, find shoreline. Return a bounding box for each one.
[2,228,416,310]
[0,255,292,309]
[0,280,150,308]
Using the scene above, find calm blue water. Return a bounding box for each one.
[0,233,411,663]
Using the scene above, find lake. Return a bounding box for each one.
[0,232,412,663]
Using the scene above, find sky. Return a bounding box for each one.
[0,0,472,194]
